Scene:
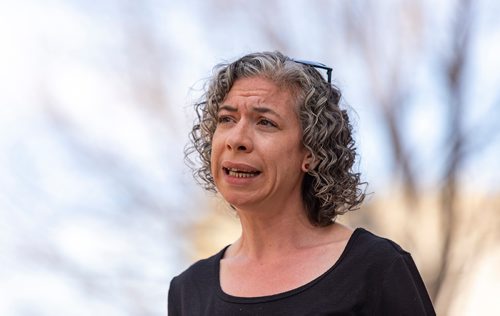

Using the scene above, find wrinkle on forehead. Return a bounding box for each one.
[222,76,302,113]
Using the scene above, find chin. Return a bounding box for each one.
[222,196,247,208]
[220,192,256,209]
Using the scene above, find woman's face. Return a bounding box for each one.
[210,76,309,210]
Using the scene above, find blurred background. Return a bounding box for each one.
[1,0,499,315]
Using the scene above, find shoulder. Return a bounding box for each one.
[169,246,227,290]
[348,229,435,315]
[339,228,416,278]
[168,247,228,314]
[350,228,410,262]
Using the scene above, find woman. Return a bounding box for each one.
[169,51,435,315]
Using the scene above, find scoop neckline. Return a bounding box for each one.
[214,227,364,304]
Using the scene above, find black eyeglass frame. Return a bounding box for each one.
[292,59,333,84]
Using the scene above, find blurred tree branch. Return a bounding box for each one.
[204,0,500,314]
[3,1,195,314]
[433,0,471,307]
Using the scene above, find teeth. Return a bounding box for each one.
[228,170,258,178]
[228,168,252,172]
[225,167,259,178]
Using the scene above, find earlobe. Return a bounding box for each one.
[302,152,318,172]
[302,162,310,172]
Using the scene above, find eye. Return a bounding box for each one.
[258,118,278,128]
[217,115,234,124]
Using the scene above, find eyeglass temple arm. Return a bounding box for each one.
[292,59,333,83]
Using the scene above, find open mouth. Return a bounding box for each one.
[223,167,261,178]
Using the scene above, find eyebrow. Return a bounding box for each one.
[218,105,282,118]
[218,105,238,112]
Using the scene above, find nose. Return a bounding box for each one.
[225,121,253,153]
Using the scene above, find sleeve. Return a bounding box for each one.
[374,254,436,316]
[168,277,180,316]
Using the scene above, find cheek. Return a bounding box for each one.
[210,133,223,174]
[286,150,308,175]
[268,145,304,172]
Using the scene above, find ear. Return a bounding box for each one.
[301,151,318,172]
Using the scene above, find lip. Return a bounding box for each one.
[221,161,261,173]
[221,161,262,185]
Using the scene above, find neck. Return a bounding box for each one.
[230,199,330,261]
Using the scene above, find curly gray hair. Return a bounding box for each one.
[185,51,365,226]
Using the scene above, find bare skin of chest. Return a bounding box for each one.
[220,239,349,297]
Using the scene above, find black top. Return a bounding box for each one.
[168,228,435,315]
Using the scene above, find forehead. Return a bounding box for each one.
[222,76,298,110]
